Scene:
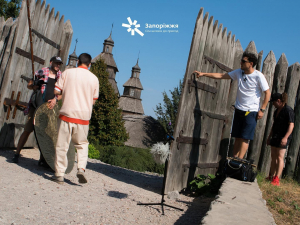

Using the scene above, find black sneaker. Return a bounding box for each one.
[12,154,19,163]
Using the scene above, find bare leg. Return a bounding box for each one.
[233,138,249,159]
[16,131,31,155]
[275,148,287,178]
[269,147,277,177]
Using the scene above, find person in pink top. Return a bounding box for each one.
[51,53,99,184]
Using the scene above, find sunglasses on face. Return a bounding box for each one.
[241,59,250,63]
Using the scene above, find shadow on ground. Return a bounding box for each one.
[174,196,214,225]
[0,149,163,194]
[86,160,163,194]
[0,149,79,186]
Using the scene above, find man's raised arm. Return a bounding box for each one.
[193,71,232,79]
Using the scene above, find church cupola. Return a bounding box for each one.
[103,31,114,54]
[119,57,144,115]
[66,38,78,69]
[92,26,119,96]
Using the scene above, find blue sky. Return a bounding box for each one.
[45,0,300,117]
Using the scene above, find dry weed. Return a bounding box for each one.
[258,175,300,225]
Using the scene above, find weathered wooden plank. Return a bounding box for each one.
[0,19,18,125]
[201,26,232,176]
[59,19,73,72]
[258,53,288,174]
[4,98,28,108]
[191,20,222,179]
[55,15,65,58]
[0,0,37,147]
[0,0,30,123]
[247,51,276,165]
[41,8,56,65]
[14,0,49,146]
[165,8,205,193]
[0,16,6,39]
[256,50,263,71]
[181,11,210,190]
[0,16,7,55]
[285,62,300,109]
[283,62,300,177]
[0,0,72,148]
[0,18,14,85]
[217,38,243,163]
[244,41,258,58]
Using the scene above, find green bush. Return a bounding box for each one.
[89,59,128,146]
[88,144,164,174]
[189,173,223,196]
[88,144,100,159]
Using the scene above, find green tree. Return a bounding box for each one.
[0,0,21,20]
[89,59,128,146]
[154,79,183,132]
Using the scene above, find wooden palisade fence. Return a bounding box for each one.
[165,7,300,193]
[0,0,73,148]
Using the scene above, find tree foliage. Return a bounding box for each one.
[154,79,183,132]
[0,0,21,20]
[89,59,128,146]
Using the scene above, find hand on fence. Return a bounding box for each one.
[193,71,203,78]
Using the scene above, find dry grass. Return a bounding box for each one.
[257,174,300,225]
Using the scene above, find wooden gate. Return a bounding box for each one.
[0,0,73,148]
[165,8,243,192]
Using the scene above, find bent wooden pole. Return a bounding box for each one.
[26,0,35,78]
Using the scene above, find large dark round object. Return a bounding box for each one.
[33,102,75,174]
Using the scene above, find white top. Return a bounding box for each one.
[228,69,269,112]
[55,67,99,121]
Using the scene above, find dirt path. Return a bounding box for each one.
[0,148,213,225]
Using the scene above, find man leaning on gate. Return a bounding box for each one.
[193,52,271,159]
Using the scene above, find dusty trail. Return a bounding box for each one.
[0,148,213,225]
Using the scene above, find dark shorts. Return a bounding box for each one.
[231,109,257,140]
[270,137,291,149]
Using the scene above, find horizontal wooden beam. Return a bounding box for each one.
[15,47,45,65]
[182,162,219,169]
[4,98,28,108]
[194,108,227,121]
[176,130,208,150]
[203,55,233,72]
[188,79,217,94]
[32,29,60,50]
[14,123,25,129]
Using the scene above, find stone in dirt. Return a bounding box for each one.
[167,191,180,200]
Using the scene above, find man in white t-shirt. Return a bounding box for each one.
[193,52,271,159]
[51,53,99,184]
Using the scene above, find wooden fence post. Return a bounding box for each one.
[256,50,263,71]
[219,40,243,161]
[283,62,300,177]
[247,51,276,165]
[258,53,288,175]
